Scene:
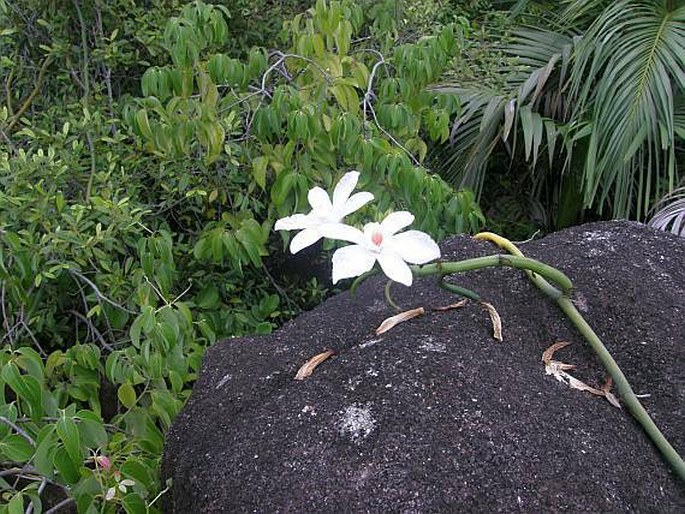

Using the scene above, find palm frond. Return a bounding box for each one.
[432,28,575,195]
[436,0,684,225]
[570,1,685,217]
[648,187,685,237]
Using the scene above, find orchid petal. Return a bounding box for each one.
[319,223,365,244]
[290,228,322,254]
[340,191,374,217]
[380,211,415,236]
[308,187,333,211]
[332,171,360,209]
[390,230,441,264]
[377,249,414,286]
[332,245,376,283]
[275,213,311,231]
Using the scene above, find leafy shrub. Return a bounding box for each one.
[127,0,483,241]
[0,1,484,512]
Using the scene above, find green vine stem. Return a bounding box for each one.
[413,231,685,481]
[438,280,482,301]
[384,280,402,311]
[412,254,573,294]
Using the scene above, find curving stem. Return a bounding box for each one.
[464,231,685,482]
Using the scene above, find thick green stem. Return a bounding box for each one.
[471,232,685,482]
[557,296,685,481]
[413,254,573,294]
[438,280,481,301]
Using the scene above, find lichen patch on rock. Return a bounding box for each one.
[338,403,376,443]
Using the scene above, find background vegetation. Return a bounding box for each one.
[0,0,681,512]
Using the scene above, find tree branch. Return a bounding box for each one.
[5,55,53,132]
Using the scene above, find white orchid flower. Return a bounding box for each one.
[274,171,374,254]
[331,211,441,286]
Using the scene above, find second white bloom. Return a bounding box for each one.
[331,211,441,286]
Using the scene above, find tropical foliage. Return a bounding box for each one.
[0,1,484,512]
[648,186,685,237]
[3,0,682,512]
[436,0,685,230]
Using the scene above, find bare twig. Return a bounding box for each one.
[1,283,13,345]
[369,103,421,167]
[0,415,36,446]
[148,484,171,508]
[262,265,301,315]
[71,0,90,99]
[363,58,386,123]
[44,498,75,514]
[357,49,389,124]
[93,0,115,127]
[25,476,48,514]
[18,320,46,357]
[5,55,53,132]
[219,52,333,116]
[5,60,15,116]
[69,269,136,314]
[0,126,17,154]
[68,309,113,351]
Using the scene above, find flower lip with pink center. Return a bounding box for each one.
[331,211,441,287]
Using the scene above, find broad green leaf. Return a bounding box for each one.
[15,347,44,380]
[135,109,153,140]
[121,459,153,486]
[118,383,137,409]
[1,363,43,420]
[56,415,82,466]
[77,414,108,448]
[0,434,34,461]
[34,425,57,476]
[122,493,147,514]
[252,156,268,190]
[7,493,24,514]
[53,447,80,484]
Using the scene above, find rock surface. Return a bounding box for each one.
[162,221,685,512]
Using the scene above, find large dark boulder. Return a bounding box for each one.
[162,221,684,512]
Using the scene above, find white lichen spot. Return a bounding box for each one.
[367,298,389,313]
[420,337,446,353]
[338,403,376,443]
[345,375,363,391]
[301,405,317,416]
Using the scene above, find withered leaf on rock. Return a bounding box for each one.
[375,307,425,335]
[542,342,620,408]
[294,349,335,380]
[433,299,468,312]
[481,302,503,341]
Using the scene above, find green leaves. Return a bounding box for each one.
[0,1,484,512]
[1,362,43,421]
[118,383,137,409]
[0,434,34,461]
[193,217,269,270]
[56,413,82,466]
[572,1,685,217]
[439,1,685,226]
